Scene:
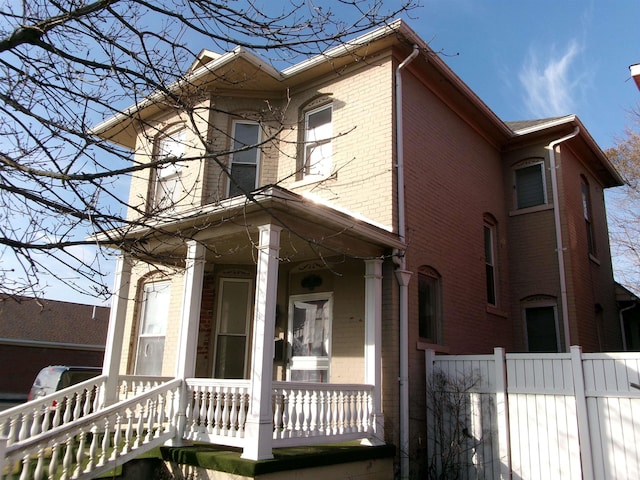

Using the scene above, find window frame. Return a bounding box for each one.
[302,103,333,178]
[213,277,252,379]
[152,128,186,212]
[227,120,261,198]
[514,160,547,210]
[418,267,443,344]
[523,303,561,353]
[581,175,596,256]
[484,220,497,307]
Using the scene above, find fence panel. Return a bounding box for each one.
[426,348,640,480]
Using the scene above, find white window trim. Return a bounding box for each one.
[227,120,261,197]
[303,103,333,179]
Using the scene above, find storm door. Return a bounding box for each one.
[213,278,252,379]
[287,293,332,382]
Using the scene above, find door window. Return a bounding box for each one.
[288,293,332,382]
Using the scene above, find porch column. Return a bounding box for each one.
[175,240,206,379]
[242,224,282,461]
[102,254,132,406]
[364,258,385,444]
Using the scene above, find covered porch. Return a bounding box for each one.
[102,187,404,461]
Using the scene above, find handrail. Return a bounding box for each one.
[3,379,182,480]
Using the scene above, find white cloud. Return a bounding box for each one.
[519,40,583,118]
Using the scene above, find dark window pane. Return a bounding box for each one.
[516,164,545,209]
[526,306,558,352]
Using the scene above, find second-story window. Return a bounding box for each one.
[228,120,260,198]
[484,221,497,306]
[304,104,332,177]
[153,129,185,211]
[515,161,546,209]
[581,176,596,255]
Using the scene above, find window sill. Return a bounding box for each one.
[289,173,336,189]
[416,341,450,354]
[508,203,553,216]
[486,305,508,318]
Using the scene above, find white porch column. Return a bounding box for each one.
[363,258,385,444]
[102,254,132,406]
[242,224,282,461]
[175,240,206,379]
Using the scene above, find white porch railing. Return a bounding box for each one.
[0,377,377,478]
[272,382,374,447]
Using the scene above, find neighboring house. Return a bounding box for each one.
[0,295,109,404]
[88,20,624,478]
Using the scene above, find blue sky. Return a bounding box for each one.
[30,1,640,304]
[411,0,640,149]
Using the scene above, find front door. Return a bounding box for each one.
[287,292,332,382]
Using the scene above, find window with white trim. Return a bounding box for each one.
[134,281,171,375]
[303,104,332,178]
[153,129,185,211]
[213,278,252,379]
[228,121,261,198]
[515,161,546,209]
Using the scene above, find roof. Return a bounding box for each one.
[631,63,640,91]
[0,295,109,347]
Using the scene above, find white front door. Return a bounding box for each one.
[287,292,332,382]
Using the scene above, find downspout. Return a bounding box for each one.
[548,127,579,352]
[395,44,419,480]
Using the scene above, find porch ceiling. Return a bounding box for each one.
[102,186,404,266]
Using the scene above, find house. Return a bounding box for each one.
[1,20,625,479]
[0,295,109,406]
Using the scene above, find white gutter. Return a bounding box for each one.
[394,44,419,480]
[547,127,579,351]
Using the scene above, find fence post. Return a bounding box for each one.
[0,436,6,476]
[493,347,511,479]
[570,345,594,480]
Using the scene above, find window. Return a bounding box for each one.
[153,129,185,211]
[288,293,332,382]
[418,268,442,343]
[303,104,332,177]
[525,305,559,352]
[484,221,497,306]
[228,121,260,198]
[581,176,596,255]
[135,281,171,375]
[213,278,252,379]
[515,162,545,209]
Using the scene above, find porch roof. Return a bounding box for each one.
[96,185,404,264]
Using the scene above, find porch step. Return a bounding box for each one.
[159,441,396,479]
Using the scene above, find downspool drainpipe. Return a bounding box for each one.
[548,127,579,351]
[394,44,419,480]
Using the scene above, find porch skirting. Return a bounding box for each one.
[159,441,396,480]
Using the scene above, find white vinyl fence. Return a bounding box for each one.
[425,346,640,480]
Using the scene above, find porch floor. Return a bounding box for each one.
[159,441,396,478]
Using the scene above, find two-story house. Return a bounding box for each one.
[2,20,623,480]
